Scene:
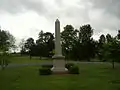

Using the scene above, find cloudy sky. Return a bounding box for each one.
[0,0,120,44]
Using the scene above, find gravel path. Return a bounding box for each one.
[0,61,118,68]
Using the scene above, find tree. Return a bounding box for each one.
[78,24,94,61]
[106,34,112,43]
[36,30,44,44]
[98,33,120,68]
[12,45,18,53]
[0,29,14,70]
[44,32,55,57]
[103,38,119,68]
[61,25,78,59]
[0,52,10,70]
[99,34,106,44]
[24,38,35,59]
[79,24,93,43]
[36,31,54,58]
[19,39,26,56]
[0,30,10,51]
[97,34,106,61]
[6,31,16,49]
[117,30,120,39]
[36,30,45,58]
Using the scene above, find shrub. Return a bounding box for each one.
[69,65,79,74]
[39,68,52,75]
[65,63,74,69]
[41,64,53,68]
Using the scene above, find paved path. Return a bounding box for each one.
[0,61,117,68]
[6,62,53,68]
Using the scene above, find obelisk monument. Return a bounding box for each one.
[51,19,67,73]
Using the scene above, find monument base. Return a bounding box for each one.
[51,55,68,74]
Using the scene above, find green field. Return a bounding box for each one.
[0,62,120,90]
[9,56,52,64]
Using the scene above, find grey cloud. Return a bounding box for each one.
[0,0,47,14]
[89,12,120,36]
[79,0,120,37]
[55,0,63,7]
[0,0,89,22]
[83,0,120,19]
[1,0,119,38]
[65,7,89,19]
[45,5,90,25]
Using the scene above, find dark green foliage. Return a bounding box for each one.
[0,29,15,51]
[61,25,78,59]
[41,64,53,68]
[65,63,79,74]
[65,63,74,69]
[24,38,35,51]
[24,38,35,59]
[117,30,120,39]
[106,34,112,43]
[69,65,79,74]
[35,31,54,57]
[79,24,93,43]
[0,52,11,70]
[61,24,95,61]
[77,24,95,61]
[97,34,106,61]
[99,34,106,44]
[39,68,52,75]
[20,31,55,58]
[17,24,120,65]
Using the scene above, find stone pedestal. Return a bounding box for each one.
[51,55,68,73]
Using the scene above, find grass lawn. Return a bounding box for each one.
[0,63,120,90]
[9,56,52,64]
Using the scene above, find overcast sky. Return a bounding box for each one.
[0,0,120,45]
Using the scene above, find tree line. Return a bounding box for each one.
[19,24,120,63]
[1,24,120,65]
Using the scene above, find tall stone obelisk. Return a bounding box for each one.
[51,19,67,73]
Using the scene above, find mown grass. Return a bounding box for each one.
[9,56,52,64]
[0,62,120,90]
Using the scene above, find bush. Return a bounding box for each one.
[41,64,53,68]
[69,65,79,74]
[65,63,74,69]
[39,68,52,75]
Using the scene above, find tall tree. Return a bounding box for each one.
[99,34,106,44]
[106,34,112,43]
[0,29,15,70]
[24,38,35,59]
[61,25,78,59]
[19,39,26,56]
[36,30,45,58]
[78,24,94,61]
[102,38,120,68]
[117,30,120,40]
[97,34,106,61]
[36,31,54,58]
[45,32,55,57]
[36,30,44,44]
[12,45,18,53]
[0,30,9,51]
[79,24,93,43]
